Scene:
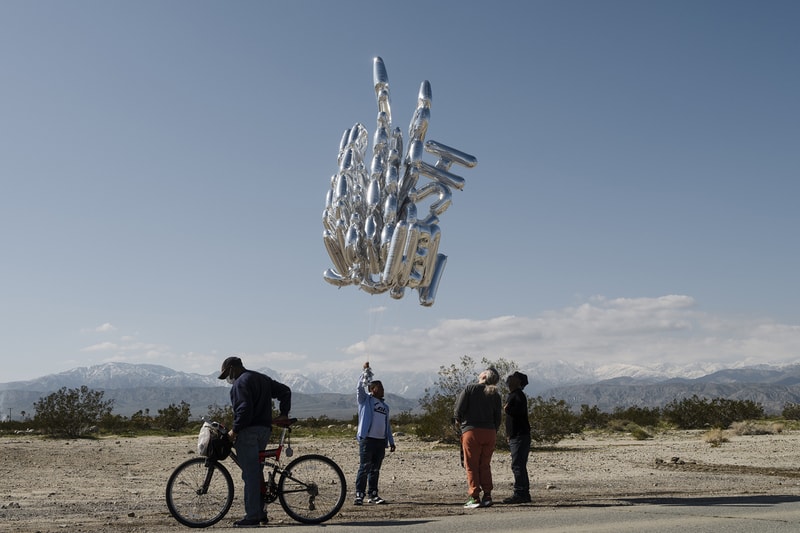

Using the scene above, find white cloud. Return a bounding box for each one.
[80,323,117,334]
[66,295,800,380]
[81,342,119,352]
[336,295,800,373]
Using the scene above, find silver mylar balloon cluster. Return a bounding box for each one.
[322,57,477,306]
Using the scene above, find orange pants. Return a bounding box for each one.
[461,428,496,499]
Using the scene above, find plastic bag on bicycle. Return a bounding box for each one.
[197,422,232,460]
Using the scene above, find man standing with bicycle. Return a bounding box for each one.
[218,356,292,527]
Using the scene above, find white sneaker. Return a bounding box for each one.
[464,496,481,509]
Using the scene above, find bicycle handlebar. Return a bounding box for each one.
[203,417,298,431]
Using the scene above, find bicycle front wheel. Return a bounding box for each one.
[278,454,346,524]
[166,457,234,528]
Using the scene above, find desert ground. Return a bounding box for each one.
[2,427,800,532]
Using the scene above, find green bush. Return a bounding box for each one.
[301,415,340,428]
[781,402,800,420]
[33,386,114,438]
[204,404,234,429]
[529,396,581,445]
[128,409,154,431]
[611,405,661,427]
[578,404,610,429]
[663,395,765,429]
[154,401,192,432]
[391,410,417,427]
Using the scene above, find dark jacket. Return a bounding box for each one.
[504,388,531,438]
[454,383,502,432]
[230,370,291,433]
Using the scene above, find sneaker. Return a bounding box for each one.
[233,517,262,527]
[353,496,363,506]
[502,494,532,504]
[367,495,386,504]
[481,495,493,507]
[463,496,481,509]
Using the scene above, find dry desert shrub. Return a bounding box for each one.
[703,428,729,447]
[629,424,653,440]
[729,421,783,436]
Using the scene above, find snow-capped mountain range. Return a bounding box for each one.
[5,360,800,418]
[0,360,735,398]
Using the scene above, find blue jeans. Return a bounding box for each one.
[509,433,531,497]
[234,425,271,520]
[355,438,386,497]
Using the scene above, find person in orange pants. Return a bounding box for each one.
[454,367,502,508]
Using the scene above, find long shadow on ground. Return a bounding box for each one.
[623,494,800,507]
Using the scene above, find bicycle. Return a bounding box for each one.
[166,417,346,527]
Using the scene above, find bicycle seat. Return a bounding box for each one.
[273,416,298,428]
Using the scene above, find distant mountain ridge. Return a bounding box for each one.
[4,361,800,419]
[1,359,734,396]
[0,363,222,391]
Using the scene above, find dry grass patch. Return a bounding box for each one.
[729,421,784,436]
[703,428,729,447]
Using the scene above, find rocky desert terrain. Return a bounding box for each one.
[3,427,800,531]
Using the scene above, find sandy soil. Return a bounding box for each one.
[3,427,800,531]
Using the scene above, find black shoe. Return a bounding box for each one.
[233,517,262,527]
[502,494,532,504]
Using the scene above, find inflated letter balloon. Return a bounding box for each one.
[322,57,476,306]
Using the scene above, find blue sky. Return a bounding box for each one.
[1,1,798,382]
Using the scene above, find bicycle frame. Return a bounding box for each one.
[168,417,346,527]
[212,418,295,501]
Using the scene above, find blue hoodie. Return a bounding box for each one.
[355,371,395,448]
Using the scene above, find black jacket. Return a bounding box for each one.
[504,388,530,438]
[230,370,291,433]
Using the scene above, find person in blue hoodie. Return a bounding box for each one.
[354,362,396,505]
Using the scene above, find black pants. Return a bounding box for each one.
[509,433,531,497]
[355,437,386,497]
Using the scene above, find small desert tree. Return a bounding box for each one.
[33,386,115,438]
[416,355,518,443]
[155,401,192,432]
[205,404,234,429]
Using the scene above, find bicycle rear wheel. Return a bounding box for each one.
[278,454,346,524]
[166,457,234,528]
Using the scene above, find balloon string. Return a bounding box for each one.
[366,307,384,366]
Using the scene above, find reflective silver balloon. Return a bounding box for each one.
[322,57,477,306]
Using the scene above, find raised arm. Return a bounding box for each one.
[357,362,372,404]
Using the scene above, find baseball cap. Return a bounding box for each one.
[218,356,242,380]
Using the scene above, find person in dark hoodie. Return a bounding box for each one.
[502,371,532,504]
[218,356,291,527]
